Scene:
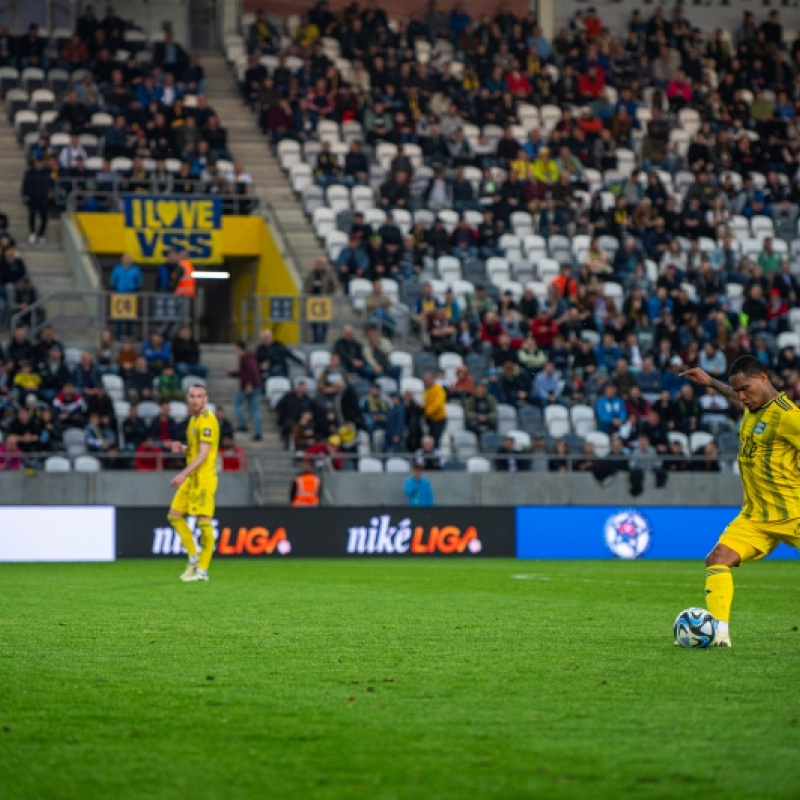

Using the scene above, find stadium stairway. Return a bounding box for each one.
[203,52,417,352]
[202,342,297,505]
[0,117,89,340]
[202,53,330,275]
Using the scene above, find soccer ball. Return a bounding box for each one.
[673,607,718,648]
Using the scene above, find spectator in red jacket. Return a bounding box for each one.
[505,62,531,97]
[529,310,559,348]
[767,289,789,334]
[220,435,247,471]
[228,341,263,441]
[0,433,23,471]
[480,312,505,346]
[134,436,162,471]
[578,65,605,100]
[305,433,343,470]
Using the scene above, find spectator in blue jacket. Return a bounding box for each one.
[109,253,143,293]
[647,286,673,321]
[594,332,622,372]
[404,460,434,507]
[108,253,143,338]
[142,331,171,372]
[595,383,627,434]
[383,392,406,453]
[660,355,689,399]
[335,235,369,287]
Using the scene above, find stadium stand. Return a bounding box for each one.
[219,2,800,475]
[2,2,800,483]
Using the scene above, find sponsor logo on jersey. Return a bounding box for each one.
[604,509,651,559]
[346,514,482,555]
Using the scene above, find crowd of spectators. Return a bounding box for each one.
[238,1,800,472]
[268,320,736,476]
[8,6,255,220]
[0,322,250,472]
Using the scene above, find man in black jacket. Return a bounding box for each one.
[171,325,208,378]
[38,346,71,402]
[333,325,375,380]
[256,329,305,380]
[275,379,315,449]
[21,160,53,244]
[494,435,530,472]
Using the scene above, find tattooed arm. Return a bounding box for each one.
[681,367,744,412]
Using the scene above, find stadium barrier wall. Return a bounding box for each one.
[115,507,517,558]
[0,507,115,562]
[0,473,252,507]
[324,472,744,508]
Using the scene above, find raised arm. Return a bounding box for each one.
[681,367,744,411]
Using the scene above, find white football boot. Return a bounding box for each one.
[181,569,209,582]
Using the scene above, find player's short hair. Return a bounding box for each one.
[729,355,768,379]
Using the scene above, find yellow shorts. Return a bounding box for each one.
[719,514,800,562]
[170,475,217,518]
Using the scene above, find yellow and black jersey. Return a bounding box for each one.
[738,393,800,522]
[186,409,219,481]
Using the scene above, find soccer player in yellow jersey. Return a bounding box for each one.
[683,356,800,647]
[168,385,220,582]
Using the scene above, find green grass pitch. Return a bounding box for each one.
[1,559,800,800]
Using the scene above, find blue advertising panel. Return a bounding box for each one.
[516,506,800,560]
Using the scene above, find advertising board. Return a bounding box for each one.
[516,506,800,560]
[0,507,116,562]
[116,507,516,558]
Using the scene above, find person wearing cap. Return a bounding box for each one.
[404,460,434,507]
[662,355,689,399]
[291,456,322,507]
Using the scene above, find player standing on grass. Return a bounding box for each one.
[167,385,220,582]
[682,356,800,647]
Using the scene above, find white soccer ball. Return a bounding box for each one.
[673,607,718,648]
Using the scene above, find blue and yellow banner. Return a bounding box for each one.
[121,196,223,264]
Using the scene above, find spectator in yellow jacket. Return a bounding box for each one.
[531,147,559,186]
[422,371,447,446]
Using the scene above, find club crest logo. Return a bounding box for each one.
[604,510,651,560]
[754,422,767,435]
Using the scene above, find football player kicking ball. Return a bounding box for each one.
[683,356,800,647]
[168,385,220,582]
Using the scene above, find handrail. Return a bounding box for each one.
[240,291,422,347]
[63,185,260,215]
[0,449,735,472]
[10,289,194,341]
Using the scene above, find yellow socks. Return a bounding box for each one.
[705,565,733,624]
[197,520,215,572]
[168,514,197,559]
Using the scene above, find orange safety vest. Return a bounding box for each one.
[292,472,320,507]
[174,259,196,297]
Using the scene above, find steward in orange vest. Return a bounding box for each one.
[174,253,196,297]
[290,457,321,507]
